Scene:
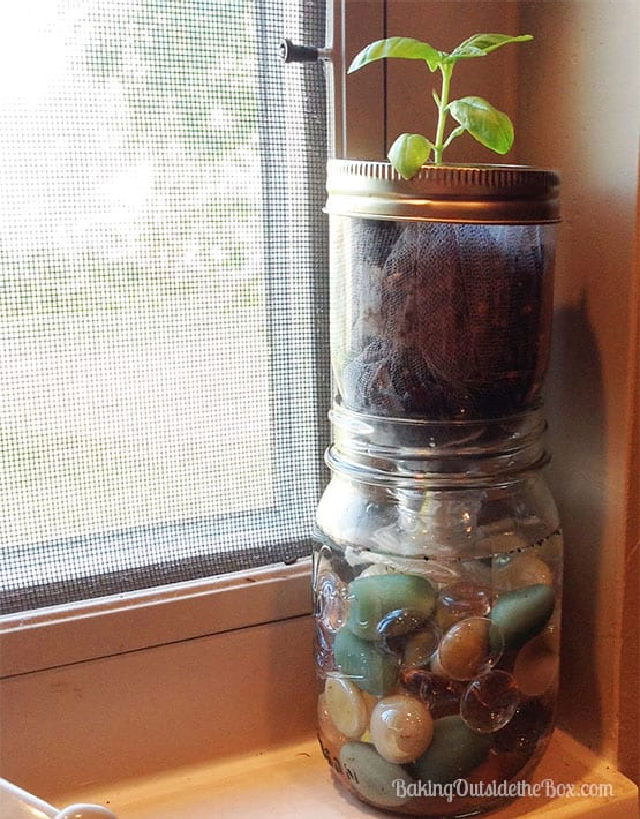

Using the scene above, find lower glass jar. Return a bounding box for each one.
[313,408,562,817]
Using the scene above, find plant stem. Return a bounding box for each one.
[433,62,453,164]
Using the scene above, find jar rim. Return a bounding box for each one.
[324,446,550,489]
[327,405,550,488]
[325,159,560,224]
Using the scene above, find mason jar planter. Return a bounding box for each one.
[314,161,561,816]
[327,162,558,421]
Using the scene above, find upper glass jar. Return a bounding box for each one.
[325,162,559,420]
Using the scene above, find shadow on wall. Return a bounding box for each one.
[546,293,604,754]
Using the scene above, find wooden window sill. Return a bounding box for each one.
[50,730,638,819]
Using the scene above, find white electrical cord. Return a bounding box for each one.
[0,778,116,819]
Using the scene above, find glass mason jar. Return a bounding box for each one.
[314,162,561,816]
[327,163,558,420]
[314,410,562,816]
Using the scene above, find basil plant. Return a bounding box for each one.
[348,33,533,178]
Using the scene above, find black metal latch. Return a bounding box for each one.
[279,39,331,63]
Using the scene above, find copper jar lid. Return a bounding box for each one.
[325,160,560,224]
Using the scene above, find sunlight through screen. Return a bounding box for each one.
[0,0,328,609]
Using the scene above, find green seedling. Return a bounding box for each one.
[348,33,533,178]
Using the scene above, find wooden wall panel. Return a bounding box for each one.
[517,0,639,778]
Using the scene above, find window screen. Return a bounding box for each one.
[0,0,329,614]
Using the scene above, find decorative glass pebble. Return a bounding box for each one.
[513,632,559,696]
[459,557,493,588]
[412,715,493,785]
[494,697,554,754]
[495,553,553,590]
[430,650,447,675]
[324,677,371,739]
[339,742,415,808]
[541,621,561,652]
[491,584,556,652]
[317,692,347,747]
[460,670,520,733]
[315,622,335,672]
[437,617,503,681]
[376,608,430,654]
[399,666,431,697]
[333,626,398,696]
[402,622,441,668]
[436,581,492,630]
[370,694,434,764]
[359,563,396,578]
[317,572,349,633]
[400,668,465,719]
[346,574,436,641]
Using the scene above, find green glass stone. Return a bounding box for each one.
[490,583,555,651]
[334,627,398,696]
[412,715,493,785]
[346,574,436,641]
[339,742,415,808]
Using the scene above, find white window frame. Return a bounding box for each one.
[0,561,312,678]
[0,0,383,674]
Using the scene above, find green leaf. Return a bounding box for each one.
[388,133,433,179]
[450,33,533,60]
[348,37,443,74]
[448,96,514,154]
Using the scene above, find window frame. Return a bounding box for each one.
[0,0,384,668]
[0,0,333,613]
[0,561,312,677]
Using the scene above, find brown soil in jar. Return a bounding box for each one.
[337,219,553,419]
